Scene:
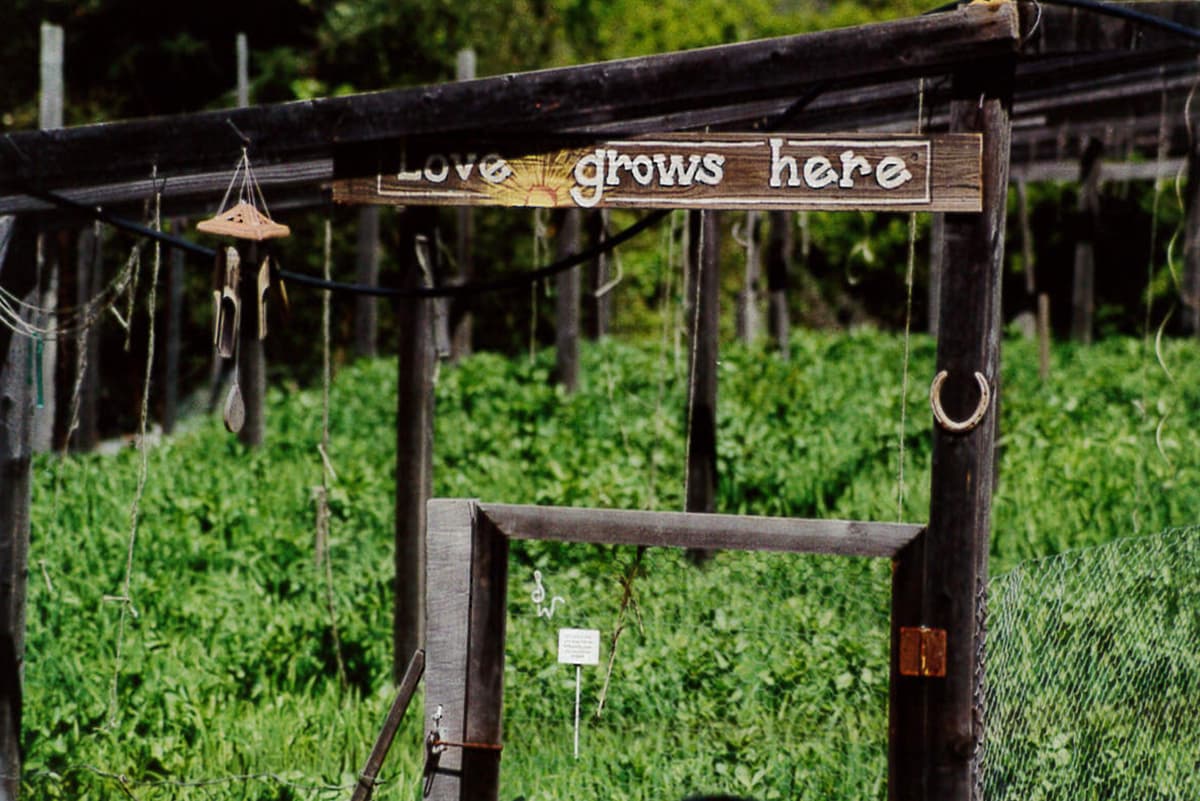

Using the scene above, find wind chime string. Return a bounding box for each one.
[106,168,162,727]
[315,215,348,688]
[896,77,926,523]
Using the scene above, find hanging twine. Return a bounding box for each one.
[896,77,926,523]
[314,215,348,688]
[106,169,162,727]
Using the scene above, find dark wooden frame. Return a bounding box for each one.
[424,500,926,801]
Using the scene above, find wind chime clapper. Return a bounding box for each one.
[196,149,291,433]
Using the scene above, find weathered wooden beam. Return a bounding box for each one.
[1071,138,1103,344]
[478,503,923,558]
[395,209,437,682]
[423,500,507,801]
[1184,132,1200,335]
[0,4,1018,197]
[553,209,581,392]
[1009,156,1184,182]
[765,209,792,360]
[423,500,475,801]
[334,133,984,213]
[0,216,37,801]
[350,648,425,801]
[685,210,719,524]
[890,52,1013,801]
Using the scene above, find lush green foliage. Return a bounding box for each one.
[24,330,1200,799]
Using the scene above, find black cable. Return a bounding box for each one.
[22,184,218,260]
[927,0,1200,46]
[276,209,669,299]
[27,0,1200,300]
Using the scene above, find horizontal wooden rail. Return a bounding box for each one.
[476,502,923,558]
[0,4,1017,197]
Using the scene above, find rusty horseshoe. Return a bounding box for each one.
[929,370,990,434]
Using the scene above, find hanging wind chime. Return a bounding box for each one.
[196,148,290,433]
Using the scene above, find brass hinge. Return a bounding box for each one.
[899,626,947,678]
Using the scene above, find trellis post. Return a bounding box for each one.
[889,53,1014,801]
[394,208,437,681]
[0,217,37,801]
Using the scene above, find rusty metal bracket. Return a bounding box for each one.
[899,626,947,677]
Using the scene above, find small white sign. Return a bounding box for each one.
[557,628,600,666]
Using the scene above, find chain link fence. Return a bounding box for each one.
[983,527,1200,801]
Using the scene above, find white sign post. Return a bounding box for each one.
[557,628,600,759]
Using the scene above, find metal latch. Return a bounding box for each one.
[899,626,947,677]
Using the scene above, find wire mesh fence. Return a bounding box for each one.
[983,526,1200,801]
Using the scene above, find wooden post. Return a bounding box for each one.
[586,210,610,340]
[236,33,249,108]
[686,210,720,517]
[424,499,508,801]
[71,225,101,451]
[0,217,37,801]
[163,221,185,436]
[927,212,944,337]
[890,55,1013,801]
[1183,134,1200,336]
[765,210,792,360]
[355,206,381,358]
[554,209,581,393]
[450,48,476,362]
[1015,179,1036,300]
[394,208,436,681]
[736,211,762,344]
[1037,292,1051,381]
[1070,137,1102,344]
[33,23,64,454]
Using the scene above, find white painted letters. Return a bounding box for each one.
[875,156,913,189]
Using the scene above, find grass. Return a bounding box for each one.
[21,329,1200,799]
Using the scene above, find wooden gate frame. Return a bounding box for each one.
[424,502,925,801]
[423,48,1012,801]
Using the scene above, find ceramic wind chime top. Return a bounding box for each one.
[196,149,289,433]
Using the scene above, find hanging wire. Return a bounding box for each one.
[104,169,162,727]
[896,77,926,523]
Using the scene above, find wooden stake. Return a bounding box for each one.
[163,220,185,436]
[0,217,37,801]
[1070,137,1102,345]
[451,49,476,362]
[736,211,762,344]
[1183,133,1200,336]
[424,501,507,801]
[1038,292,1051,381]
[394,209,436,681]
[350,649,425,801]
[355,206,380,358]
[765,210,792,360]
[890,54,1013,801]
[686,211,720,520]
[33,23,64,455]
[554,209,581,393]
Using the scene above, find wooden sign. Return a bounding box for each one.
[333,133,981,212]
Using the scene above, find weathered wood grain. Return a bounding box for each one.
[350,649,425,801]
[423,499,476,801]
[889,54,1014,801]
[395,209,437,681]
[333,133,982,212]
[0,4,1018,197]
[478,503,923,558]
[461,516,508,801]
